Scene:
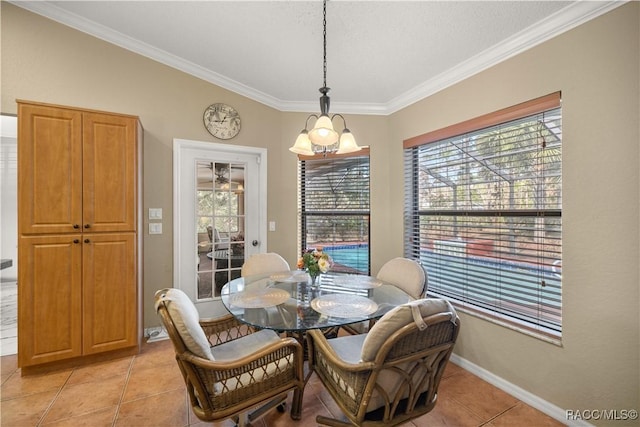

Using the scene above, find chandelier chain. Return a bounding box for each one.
[323,0,327,89]
[289,0,360,156]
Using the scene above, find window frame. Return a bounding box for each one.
[403,92,562,341]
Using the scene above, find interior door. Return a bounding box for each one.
[173,139,267,318]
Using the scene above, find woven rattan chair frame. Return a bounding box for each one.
[155,290,305,424]
[308,311,460,427]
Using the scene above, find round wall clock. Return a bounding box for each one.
[203,103,241,140]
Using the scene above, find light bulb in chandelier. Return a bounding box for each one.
[308,115,339,146]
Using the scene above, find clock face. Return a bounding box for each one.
[203,103,241,140]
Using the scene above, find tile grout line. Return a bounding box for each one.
[443,392,502,426]
[111,355,137,427]
[441,370,522,426]
[1,363,18,388]
[479,401,522,426]
[35,368,73,426]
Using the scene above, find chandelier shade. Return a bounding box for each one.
[289,0,361,157]
[336,129,358,154]
[308,115,339,146]
[289,130,313,155]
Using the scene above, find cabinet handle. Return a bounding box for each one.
[84,224,91,229]
[73,239,80,244]
[84,239,90,244]
[73,224,80,229]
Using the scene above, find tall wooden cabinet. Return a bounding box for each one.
[17,101,142,371]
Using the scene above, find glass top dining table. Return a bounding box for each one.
[220,271,413,333]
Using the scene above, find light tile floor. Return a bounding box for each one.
[0,338,565,426]
[0,281,17,356]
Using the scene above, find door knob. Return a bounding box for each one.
[73,224,80,229]
[84,239,90,243]
[252,240,259,247]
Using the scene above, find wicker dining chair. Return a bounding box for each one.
[377,257,428,299]
[241,252,290,277]
[307,298,460,427]
[154,288,304,425]
[342,257,428,335]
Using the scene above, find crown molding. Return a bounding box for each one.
[9,0,287,110]
[10,1,626,116]
[386,0,626,115]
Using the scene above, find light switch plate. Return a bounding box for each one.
[269,221,276,231]
[149,223,162,234]
[149,208,163,220]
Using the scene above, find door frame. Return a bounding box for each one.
[173,138,267,315]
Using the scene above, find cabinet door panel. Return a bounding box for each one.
[82,233,137,354]
[83,113,137,232]
[18,235,83,367]
[18,104,83,234]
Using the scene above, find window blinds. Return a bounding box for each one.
[404,94,562,336]
[299,153,370,275]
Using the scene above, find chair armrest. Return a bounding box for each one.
[307,329,374,372]
[307,330,375,415]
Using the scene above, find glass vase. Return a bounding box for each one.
[308,271,320,287]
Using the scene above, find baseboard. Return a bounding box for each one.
[144,326,169,342]
[449,353,593,427]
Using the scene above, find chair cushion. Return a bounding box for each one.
[361,298,455,362]
[376,258,426,299]
[326,334,367,365]
[211,329,280,360]
[155,288,214,361]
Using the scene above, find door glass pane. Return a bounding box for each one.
[196,161,245,298]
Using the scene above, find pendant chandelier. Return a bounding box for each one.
[289,0,361,157]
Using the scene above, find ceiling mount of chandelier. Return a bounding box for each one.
[289,0,361,157]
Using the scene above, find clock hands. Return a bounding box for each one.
[214,115,240,126]
[204,104,240,139]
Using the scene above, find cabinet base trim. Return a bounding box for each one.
[20,345,139,376]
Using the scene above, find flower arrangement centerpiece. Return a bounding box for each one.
[297,247,333,286]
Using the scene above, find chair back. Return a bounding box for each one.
[363,299,458,422]
[312,298,459,426]
[376,257,427,299]
[241,252,290,277]
[155,288,214,359]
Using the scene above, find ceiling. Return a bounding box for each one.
[12,1,623,115]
